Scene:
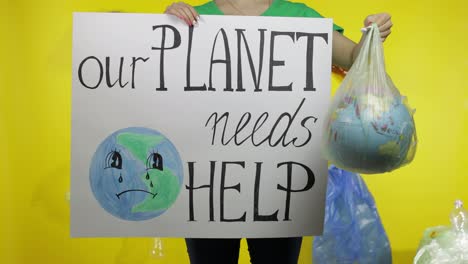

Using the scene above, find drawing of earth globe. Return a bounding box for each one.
[89,127,183,221]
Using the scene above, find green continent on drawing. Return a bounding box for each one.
[132,169,180,213]
[117,132,181,213]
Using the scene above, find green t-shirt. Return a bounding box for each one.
[194,0,344,33]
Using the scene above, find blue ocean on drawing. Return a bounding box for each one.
[89,127,183,221]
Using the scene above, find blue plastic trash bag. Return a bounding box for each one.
[313,165,392,264]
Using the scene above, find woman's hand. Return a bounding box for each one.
[364,13,392,42]
[332,12,393,69]
[164,2,199,26]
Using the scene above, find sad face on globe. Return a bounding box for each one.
[89,127,183,221]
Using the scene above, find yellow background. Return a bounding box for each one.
[1,0,467,263]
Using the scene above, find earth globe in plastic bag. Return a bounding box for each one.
[325,95,416,174]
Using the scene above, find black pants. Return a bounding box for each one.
[185,237,302,264]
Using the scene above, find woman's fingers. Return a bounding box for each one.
[378,19,393,34]
[184,3,200,23]
[364,13,393,41]
[164,2,199,26]
[364,13,391,27]
[166,7,188,24]
[179,4,198,25]
[380,29,391,42]
[375,13,391,27]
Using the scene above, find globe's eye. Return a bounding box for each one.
[105,150,122,169]
[146,152,163,171]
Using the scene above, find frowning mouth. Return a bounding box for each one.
[116,189,158,199]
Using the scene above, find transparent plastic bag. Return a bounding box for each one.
[322,23,417,174]
[115,237,166,264]
[313,165,392,264]
[414,200,468,264]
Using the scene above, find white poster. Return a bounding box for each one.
[71,12,333,238]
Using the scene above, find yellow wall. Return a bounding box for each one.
[1,0,466,263]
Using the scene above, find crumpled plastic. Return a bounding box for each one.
[414,200,468,264]
[313,165,392,263]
